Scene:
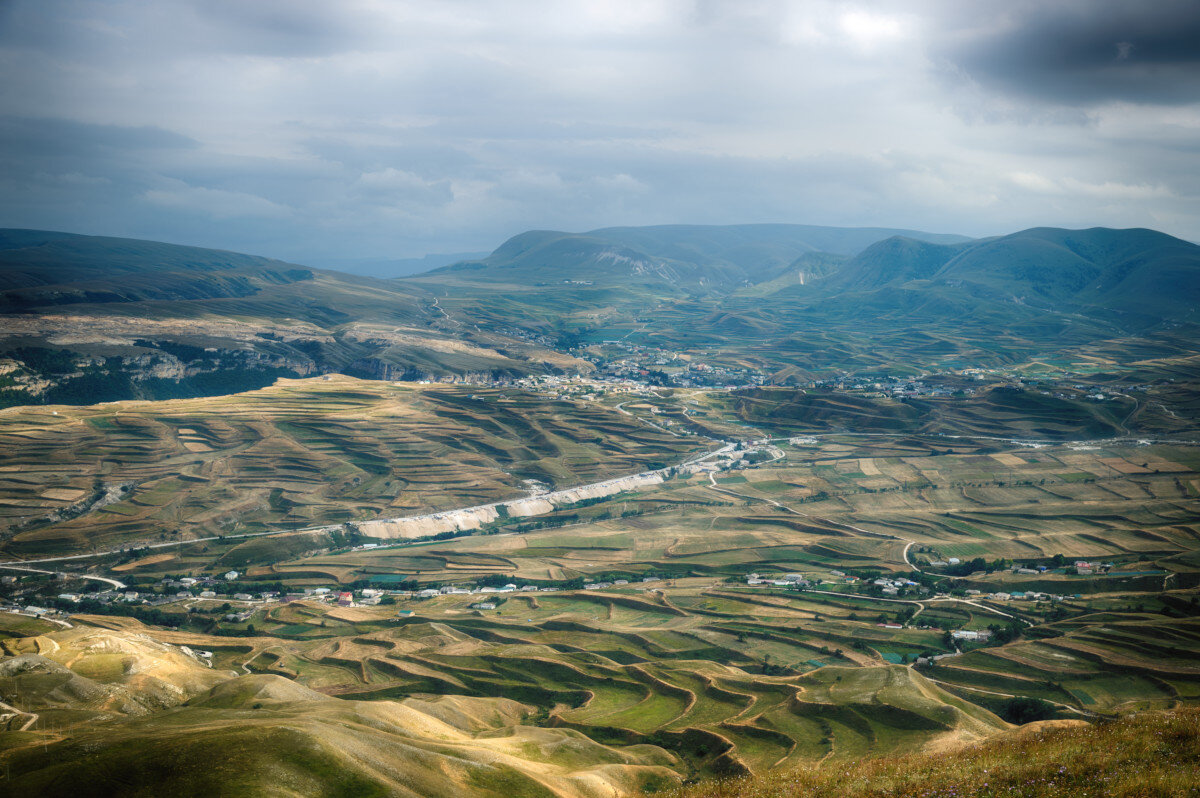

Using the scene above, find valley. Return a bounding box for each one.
[0,223,1198,797]
[1,369,1199,795]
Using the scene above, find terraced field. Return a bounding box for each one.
[50,588,1005,777]
[180,435,1200,593]
[0,376,702,557]
[3,378,1199,795]
[39,571,1200,782]
[928,615,1200,715]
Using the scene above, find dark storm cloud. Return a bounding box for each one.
[0,118,197,161]
[941,0,1200,105]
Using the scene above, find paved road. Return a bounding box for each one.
[0,698,37,732]
[0,563,125,590]
[613,400,680,437]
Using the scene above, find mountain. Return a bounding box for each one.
[0,228,429,317]
[3,223,1196,402]
[810,226,1200,325]
[434,224,972,292]
[305,251,490,279]
[0,230,588,408]
[403,224,1200,376]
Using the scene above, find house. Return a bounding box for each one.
[951,630,990,642]
[233,593,255,601]
[470,602,497,610]
[224,571,239,581]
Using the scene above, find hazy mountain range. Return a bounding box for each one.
[0,222,1196,406]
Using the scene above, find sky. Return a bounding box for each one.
[0,0,1198,264]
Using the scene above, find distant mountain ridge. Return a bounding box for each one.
[0,229,588,408]
[0,228,316,308]
[404,222,1200,377]
[436,223,973,291]
[1,222,1195,403]
[825,226,1200,323]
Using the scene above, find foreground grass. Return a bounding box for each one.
[664,709,1200,798]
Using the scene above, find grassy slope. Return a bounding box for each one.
[663,708,1200,798]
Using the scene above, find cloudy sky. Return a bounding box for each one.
[1,0,1198,263]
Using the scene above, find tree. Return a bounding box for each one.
[1000,696,1056,724]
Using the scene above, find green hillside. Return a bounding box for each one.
[406,225,1200,377]
[431,224,971,293]
[813,226,1200,323]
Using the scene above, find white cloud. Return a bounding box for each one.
[838,10,909,48]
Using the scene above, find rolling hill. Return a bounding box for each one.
[1,623,680,798]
